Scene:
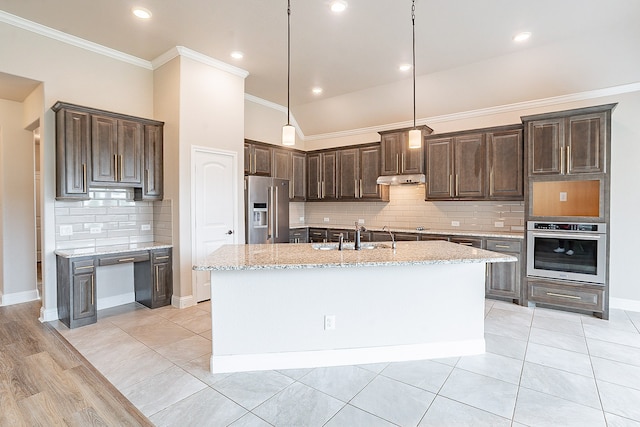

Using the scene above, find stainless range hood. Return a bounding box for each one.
[376,174,426,185]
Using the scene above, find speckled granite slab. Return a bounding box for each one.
[55,242,173,258]
[193,240,516,271]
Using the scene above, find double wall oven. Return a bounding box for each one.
[526,221,606,285]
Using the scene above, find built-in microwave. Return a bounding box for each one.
[526,221,606,285]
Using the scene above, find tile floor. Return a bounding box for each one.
[52,300,640,427]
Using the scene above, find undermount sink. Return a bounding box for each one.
[311,243,390,250]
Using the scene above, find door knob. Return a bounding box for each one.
[226,230,233,235]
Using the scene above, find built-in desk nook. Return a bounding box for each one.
[55,243,173,328]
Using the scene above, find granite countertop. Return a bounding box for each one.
[193,240,516,271]
[55,242,173,258]
[291,224,524,240]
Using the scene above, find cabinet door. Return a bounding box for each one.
[403,136,424,174]
[528,118,564,176]
[360,146,382,199]
[253,145,272,176]
[244,143,251,175]
[72,272,96,322]
[91,115,118,183]
[380,133,402,175]
[118,119,143,184]
[566,112,605,174]
[454,134,485,198]
[338,148,359,199]
[272,148,291,180]
[56,109,91,199]
[486,257,520,299]
[139,124,163,200]
[307,153,321,200]
[488,129,523,199]
[153,261,172,306]
[291,152,306,200]
[322,152,337,199]
[426,137,453,199]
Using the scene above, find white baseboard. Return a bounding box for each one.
[0,289,40,307]
[210,339,485,374]
[610,297,640,313]
[40,306,59,322]
[172,294,195,309]
[97,292,135,310]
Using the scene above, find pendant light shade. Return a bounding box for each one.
[282,124,295,146]
[282,0,296,146]
[408,0,421,149]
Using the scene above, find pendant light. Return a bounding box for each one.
[282,0,296,146]
[408,0,421,149]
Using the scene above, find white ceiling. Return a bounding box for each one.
[1,0,638,134]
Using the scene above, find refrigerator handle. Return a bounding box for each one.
[274,185,279,238]
[267,186,273,241]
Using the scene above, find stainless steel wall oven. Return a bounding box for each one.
[526,221,606,285]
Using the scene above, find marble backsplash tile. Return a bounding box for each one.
[55,188,173,250]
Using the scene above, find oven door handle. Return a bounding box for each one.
[530,232,603,240]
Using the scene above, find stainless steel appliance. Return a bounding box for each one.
[526,221,606,284]
[245,176,289,244]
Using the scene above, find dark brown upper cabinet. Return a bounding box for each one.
[425,124,523,201]
[53,102,164,201]
[337,144,388,201]
[379,126,432,176]
[307,151,337,200]
[524,105,615,177]
[244,140,272,176]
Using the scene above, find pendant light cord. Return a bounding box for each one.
[412,0,416,129]
[287,0,291,126]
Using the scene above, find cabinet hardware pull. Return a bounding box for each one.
[355,179,358,198]
[489,169,494,194]
[155,265,160,292]
[119,155,124,181]
[75,265,94,270]
[82,163,87,192]
[90,275,94,305]
[495,244,510,249]
[566,145,571,173]
[359,179,363,198]
[118,258,135,262]
[396,153,400,174]
[456,174,459,196]
[317,182,321,198]
[449,175,454,197]
[560,145,565,174]
[274,185,279,238]
[322,181,325,198]
[155,256,169,260]
[546,292,581,300]
[401,153,405,173]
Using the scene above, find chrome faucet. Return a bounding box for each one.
[354,221,365,250]
[382,225,396,249]
[338,233,344,251]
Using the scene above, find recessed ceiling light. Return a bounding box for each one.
[399,64,412,72]
[513,31,531,42]
[330,1,347,13]
[230,51,244,59]
[132,7,152,19]
[312,87,323,95]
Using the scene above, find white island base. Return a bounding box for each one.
[208,262,486,374]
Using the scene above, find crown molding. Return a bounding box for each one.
[0,10,153,70]
[303,81,640,141]
[152,46,249,78]
[245,94,305,139]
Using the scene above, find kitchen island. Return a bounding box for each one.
[194,240,515,373]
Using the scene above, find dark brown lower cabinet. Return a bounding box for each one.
[57,256,97,329]
[485,239,522,303]
[134,248,173,309]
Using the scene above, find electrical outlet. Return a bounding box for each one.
[358,219,365,225]
[141,224,151,231]
[89,227,101,234]
[299,216,304,223]
[494,221,504,228]
[451,221,460,227]
[324,315,336,330]
[323,217,330,223]
[60,225,73,236]
[559,192,567,202]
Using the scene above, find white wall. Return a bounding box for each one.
[0,99,37,304]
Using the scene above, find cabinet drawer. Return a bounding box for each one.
[450,237,484,248]
[486,239,522,253]
[99,251,149,266]
[152,250,171,263]
[308,229,328,242]
[528,280,604,312]
[72,258,95,274]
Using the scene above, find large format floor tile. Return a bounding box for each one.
[52,299,640,427]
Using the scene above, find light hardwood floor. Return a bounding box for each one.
[0,300,152,426]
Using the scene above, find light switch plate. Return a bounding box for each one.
[60,225,73,236]
[559,192,568,202]
[141,224,151,231]
[494,221,504,228]
[323,217,330,223]
[451,221,460,227]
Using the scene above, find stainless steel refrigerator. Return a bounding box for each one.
[245,176,290,244]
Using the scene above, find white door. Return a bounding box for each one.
[192,147,238,302]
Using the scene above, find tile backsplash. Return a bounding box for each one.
[299,185,524,232]
[55,188,172,250]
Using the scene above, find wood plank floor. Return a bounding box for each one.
[0,300,153,426]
